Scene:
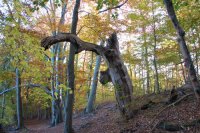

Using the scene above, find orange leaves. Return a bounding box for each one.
[78,13,114,42]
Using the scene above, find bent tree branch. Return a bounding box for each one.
[98,0,129,14]
[41,33,104,54]
[0,84,51,96]
[41,33,134,119]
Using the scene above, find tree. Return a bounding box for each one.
[163,0,200,99]
[15,68,24,129]
[64,0,80,133]
[41,32,134,119]
[86,41,104,113]
[151,0,160,93]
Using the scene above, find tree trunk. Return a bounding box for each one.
[50,2,67,126]
[142,26,150,94]
[164,0,200,99]
[1,87,5,119]
[64,0,80,133]
[50,43,57,126]
[86,55,102,113]
[179,53,187,84]
[87,52,94,97]
[100,34,133,119]
[152,1,160,93]
[16,68,24,129]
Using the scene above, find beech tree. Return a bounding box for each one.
[64,0,80,133]
[163,0,200,99]
[86,41,104,113]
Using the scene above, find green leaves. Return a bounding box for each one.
[32,0,62,12]
[59,84,73,94]
[173,0,188,11]
[96,0,119,10]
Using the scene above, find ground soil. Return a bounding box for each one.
[5,89,200,133]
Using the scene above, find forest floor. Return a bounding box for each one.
[5,85,200,133]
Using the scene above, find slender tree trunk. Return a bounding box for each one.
[145,50,150,93]
[1,87,5,119]
[25,86,29,120]
[55,44,63,124]
[16,68,24,129]
[152,1,160,93]
[193,36,199,76]
[86,54,102,113]
[164,0,200,99]
[142,27,150,94]
[87,53,94,98]
[64,0,80,133]
[51,2,67,126]
[50,44,57,126]
[179,53,187,84]
[142,66,145,94]
[129,65,133,80]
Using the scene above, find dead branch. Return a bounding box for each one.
[0,84,51,96]
[41,33,104,55]
[150,93,193,131]
[98,0,128,14]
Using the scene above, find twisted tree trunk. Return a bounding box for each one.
[99,34,133,118]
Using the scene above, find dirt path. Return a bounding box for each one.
[7,93,200,133]
[25,102,122,133]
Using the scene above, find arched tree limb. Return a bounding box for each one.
[41,33,104,54]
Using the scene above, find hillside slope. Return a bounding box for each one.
[5,85,200,133]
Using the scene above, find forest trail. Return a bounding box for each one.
[6,90,200,133]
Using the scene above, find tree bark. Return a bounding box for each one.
[1,87,6,119]
[50,42,57,126]
[16,68,24,129]
[164,0,200,99]
[143,27,150,94]
[64,0,80,133]
[86,55,102,113]
[87,52,94,95]
[50,2,67,126]
[100,34,133,118]
[152,1,160,93]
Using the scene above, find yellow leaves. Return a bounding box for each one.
[59,84,67,90]
[58,84,73,94]
[78,14,114,42]
[128,0,149,9]
[0,72,15,82]
[156,39,180,65]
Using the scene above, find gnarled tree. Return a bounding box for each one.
[41,33,134,119]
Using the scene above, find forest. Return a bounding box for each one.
[0,0,200,132]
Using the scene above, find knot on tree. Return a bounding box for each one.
[99,69,111,85]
